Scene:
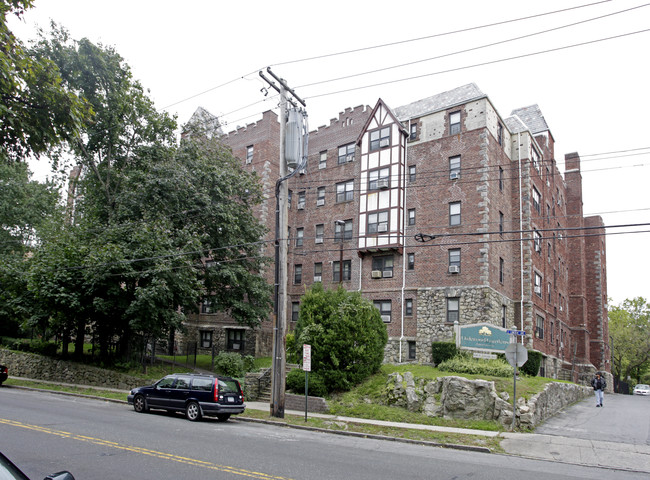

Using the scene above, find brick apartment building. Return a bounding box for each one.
[183,83,609,381]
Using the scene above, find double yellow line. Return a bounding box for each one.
[0,418,293,480]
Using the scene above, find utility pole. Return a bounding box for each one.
[259,68,306,418]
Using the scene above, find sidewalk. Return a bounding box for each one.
[245,401,650,474]
[7,379,650,474]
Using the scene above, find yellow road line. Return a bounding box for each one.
[0,418,292,480]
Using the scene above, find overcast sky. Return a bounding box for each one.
[9,0,650,306]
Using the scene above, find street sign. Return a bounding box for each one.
[505,343,528,367]
[302,344,311,372]
[506,330,526,336]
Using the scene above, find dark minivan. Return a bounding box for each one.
[128,373,245,422]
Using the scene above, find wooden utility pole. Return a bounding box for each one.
[259,68,306,418]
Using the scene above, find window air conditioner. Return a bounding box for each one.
[315,237,323,244]
[450,171,460,180]
[314,276,322,282]
[381,315,391,323]
[377,178,389,189]
[448,265,460,274]
[297,204,305,210]
[316,199,325,206]
[382,270,393,278]
[371,270,383,279]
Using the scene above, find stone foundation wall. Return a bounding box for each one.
[386,371,592,428]
[0,350,143,390]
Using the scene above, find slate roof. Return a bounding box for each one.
[393,83,486,120]
[509,105,549,135]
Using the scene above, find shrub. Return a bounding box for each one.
[438,355,514,377]
[293,284,388,394]
[520,350,543,376]
[213,352,246,377]
[431,342,457,365]
[286,368,328,397]
[285,332,300,364]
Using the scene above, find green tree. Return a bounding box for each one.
[609,297,650,385]
[0,1,88,163]
[293,284,388,393]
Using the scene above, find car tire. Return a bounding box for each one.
[186,401,201,421]
[216,413,231,422]
[133,394,148,413]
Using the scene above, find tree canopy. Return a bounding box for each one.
[293,284,388,393]
[609,297,650,385]
[0,1,89,163]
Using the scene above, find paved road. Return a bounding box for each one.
[1,387,642,480]
[535,392,650,444]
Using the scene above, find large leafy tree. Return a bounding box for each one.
[609,297,650,385]
[0,1,88,163]
[293,284,388,393]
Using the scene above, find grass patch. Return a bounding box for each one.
[4,378,128,402]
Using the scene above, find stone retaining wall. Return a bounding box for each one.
[0,349,145,391]
[387,372,592,428]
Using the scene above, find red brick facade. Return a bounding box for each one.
[185,84,609,379]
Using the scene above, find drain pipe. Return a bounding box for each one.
[517,130,525,341]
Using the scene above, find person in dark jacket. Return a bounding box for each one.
[591,372,606,407]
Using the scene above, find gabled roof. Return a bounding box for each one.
[509,105,549,135]
[357,98,407,144]
[393,83,486,120]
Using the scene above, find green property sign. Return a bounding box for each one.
[457,323,511,353]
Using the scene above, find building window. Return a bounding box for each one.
[548,282,552,303]
[338,143,355,164]
[409,123,417,140]
[333,260,351,282]
[499,257,504,284]
[296,227,304,246]
[372,255,394,278]
[316,187,325,206]
[449,155,461,179]
[369,126,391,151]
[447,297,459,323]
[336,180,354,203]
[201,298,213,314]
[547,242,552,263]
[200,331,212,348]
[449,111,461,134]
[291,302,300,322]
[449,249,460,273]
[534,230,542,253]
[368,167,390,190]
[408,208,416,226]
[501,305,507,328]
[314,262,322,282]
[319,150,327,169]
[405,298,413,316]
[499,167,504,191]
[408,165,416,182]
[407,253,415,270]
[335,219,353,242]
[497,123,503,146]
[532,148,541,172]
[246,145,253,164]
[297,191,305,210]
[535,314,544,339]
[294,264,302,284]
[288,190,292,208]
[534,272,542,297]
[449,202,461,226]
[532,186,541,213]
[408,341,416,359]
[227,329,244,350]
[374,300,392,323]
[550,321,554,344]
[315,224,324,244]
[368,210,389,234]
[499,211,504,234]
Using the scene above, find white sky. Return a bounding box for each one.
[9,0,650,306]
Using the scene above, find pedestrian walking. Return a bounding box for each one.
[591,372,606,407]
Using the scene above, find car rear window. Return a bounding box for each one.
[192,377,213,391]
[218,379,240,393]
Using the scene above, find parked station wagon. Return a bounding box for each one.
[127,373,245,421]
